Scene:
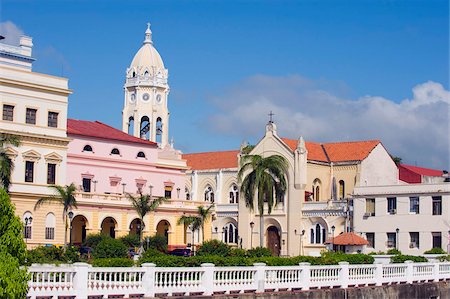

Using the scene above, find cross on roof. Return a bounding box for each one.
[268,111,275,123]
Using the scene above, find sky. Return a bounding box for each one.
[1,0,449,169]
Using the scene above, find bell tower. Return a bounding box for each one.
[122,23,170,147]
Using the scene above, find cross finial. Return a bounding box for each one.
[268,111,275,123]
[144,22,153,44]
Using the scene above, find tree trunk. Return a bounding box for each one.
[201,224,205,243]
[259,214,264,247]
[64,212,68,250]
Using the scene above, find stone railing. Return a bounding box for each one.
[27,261,450,298]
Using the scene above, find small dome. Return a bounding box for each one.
[129,23,165,72]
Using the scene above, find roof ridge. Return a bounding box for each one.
[183,149,240,155]
[320,144,331,163]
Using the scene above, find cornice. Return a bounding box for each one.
[0,129,71,146]
[0,77,72,96]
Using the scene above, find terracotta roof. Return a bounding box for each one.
[399,164,443,177]
[182,150,239,170]
[67,119,157,146]
[325,232,369,246]
[282,138,380,163]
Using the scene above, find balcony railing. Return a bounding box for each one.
[302,200,347,216]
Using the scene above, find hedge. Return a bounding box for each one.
[391,255,428,263]
[92,258,134,267]
[92,238,128,259]
[424,247,446,254]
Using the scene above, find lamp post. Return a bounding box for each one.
[149,185,153,197]
[177,187,181,199]
[331,225,336,251]
[250,221,255,249]
[68,211,74,246]
[92,180,98,192]
[24,216,33,247]
[122,183,126,194]
[396,228,399,250]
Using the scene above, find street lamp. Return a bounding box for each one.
[149,185,153,197]
[92,180,98,192]
[331,225,336,252]
[122,183,127,194]
[68,211,74,246]
[396,228,400,250]
[177,187,181,199]
[24,216,33,246]
[250,221,255,248]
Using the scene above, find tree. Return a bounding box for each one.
[390,155,402,165]
[0,188,28,298]
[34,183,78,249]
[126,192,167,243]
[177,205,214,246]
[237,154,288,247]
[0,133,20,192]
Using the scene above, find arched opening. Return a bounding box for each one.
[111,148,120,155]
[128,117,134,135]
[137,151,146,158]
[83,145,93,152]
[229,184,239,204]
[339,180,345,199]
[101,217,117,238]
[72,215,88,245]
[223,222,238,244]
[129,218,143,238]
[310,223,327,244]
[185,187,191,200]
[266,226,280,256]
[140,116,150,140]
[204,185,214,203]
[144,70,149,78]
[155,117,162,143]
[313,179,321,201]
[23,211,33,240]
[156,220,170,245]
[45,213,56,240]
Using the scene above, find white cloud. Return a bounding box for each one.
[0,21,24,46]
[208,75,450,169]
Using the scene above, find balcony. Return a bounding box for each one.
[302,200,347,217]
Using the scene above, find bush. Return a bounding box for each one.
[92,238,127,259]
[25,245,80,266]
[92,258,134,267]
[120,234,141,248]
[140,247,165,260]
[319,251,374,265]
[424,247,446,254]
[391,255,428,263]
[438,255,450,262]
[197,240,231,256]
[143,235,168,252]
[0,251,29,299]
[229,248,247,257]
[368,251,386,255]
[247,247,272,257]
[386,249,402,255]
[84,233,109,248]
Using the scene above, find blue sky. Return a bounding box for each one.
[1,0,449,168]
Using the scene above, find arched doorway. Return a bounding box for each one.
[72,215,88,245]
[156,220,170,244]
[130,218,143,238]
[267,226,280,256]
[101,217,117,238]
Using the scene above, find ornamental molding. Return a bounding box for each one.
[44,152,63,164]
[22,149,41,161]
[4,147,18,159]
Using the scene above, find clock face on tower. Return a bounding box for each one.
[156,94,162,104]
[142,93,150,102]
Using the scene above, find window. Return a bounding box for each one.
[25,161,34,182]
[338,180,345,199]
[83,145,93,152]
[409,197,420,214]
[365,198,375,216]
[82,178,91,192]
[2,105,14,121]
[432,196,442,215]
[165,189,172,198]
[387,197,397,214]
[387,233,396,249]
[23,212,33,239]
[223,223,238,244]
[409,232,419,249]
[45,213,56,240]
[111,148,120,155]
[229,184,239,203]
[47,163,56,184]
[137,151,146,158]
[312,179,321,201]
[432,232,442,249]
[366,233,375,248]
[26,108,37,124]
[185,187,190,200]
[48,112,58,127]
[310,223,326,244]
[204,186,214,203]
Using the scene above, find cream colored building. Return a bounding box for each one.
[0,35,71,247]
[183,122,398,256]
[353,183,450,254]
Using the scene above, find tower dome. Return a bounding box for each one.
[129,23,165,75]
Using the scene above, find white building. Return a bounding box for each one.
[352,183,450,254]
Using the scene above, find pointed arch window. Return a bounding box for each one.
[312,179,321,201]
[229,184,239,204]
[204,185,214,203]
[111,148,120,155]
[339,180,345,199]
[223,223,238,244]
[156,117,162,143]
[140,116,150,140]
[128,116,134,135]
[310,223,326,244]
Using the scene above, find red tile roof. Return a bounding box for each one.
[67,119,157,146]
[325,232,369,246]
[399,164,443,178]
[182,150,240,170]
[281,138,328,162]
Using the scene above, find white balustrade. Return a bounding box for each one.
[27,261,450,299]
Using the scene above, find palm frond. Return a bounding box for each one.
[0,133,20,148]
[34,196,63,210]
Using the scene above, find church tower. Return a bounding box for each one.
[122,23,170,147]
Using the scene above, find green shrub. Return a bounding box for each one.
[92,258,134,267]
[386,249,402,255]
[120,234,141,248]
[247,247,272,257]
[0,251,29,299]
[25,245,80,265]
[368,251,386,255]
[197,240,231,256]
[391,255,428,263]
[140,247,165,261]
[143,235,168,252]
[424,247,446,254]
[84,233,109,248]
[438,255,450,262]
[229,248,247,257]
[92,238,127,259]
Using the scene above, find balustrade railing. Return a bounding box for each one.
[27,261,450,298]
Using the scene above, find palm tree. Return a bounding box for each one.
[177,205,214,245]
[237,154,288,247]
[34,183,78,249]
[0,133,20,192]
[126,191,167,243]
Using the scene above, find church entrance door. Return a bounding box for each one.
[267,226,280,256]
